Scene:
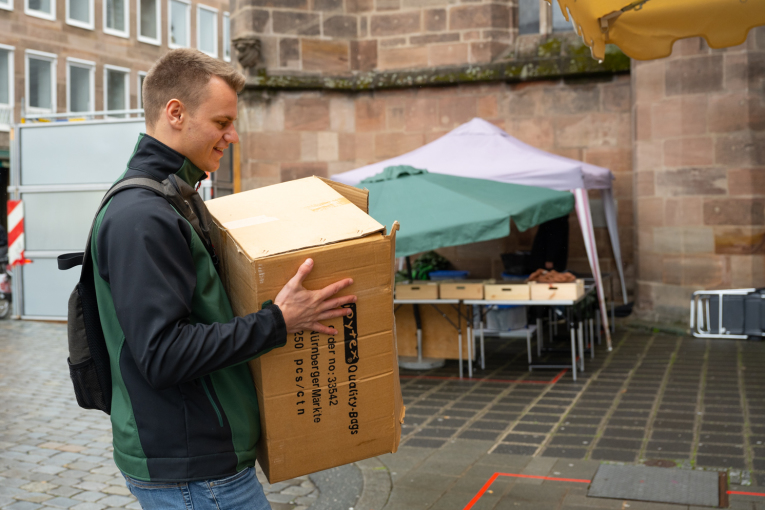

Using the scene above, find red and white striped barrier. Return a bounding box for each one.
[8,200,31,266]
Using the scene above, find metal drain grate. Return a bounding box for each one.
[588,464,720,507]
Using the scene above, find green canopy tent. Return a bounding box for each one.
[358,165,575,372]
[359,166,575,258]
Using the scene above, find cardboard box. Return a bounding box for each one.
[206,176,404,483]
[484,283,530,300]
[395,304,472,360]
[529,279,585,300]
[439,280,484,300]
[395,282,439,300]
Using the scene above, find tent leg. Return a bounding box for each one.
[536,318,543,357]
[589,318,595,359]
[570,326,577,382]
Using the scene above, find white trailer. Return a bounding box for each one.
[7,111,214,319]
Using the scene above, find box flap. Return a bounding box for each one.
[318,177,369,214]
[206,176,384,261]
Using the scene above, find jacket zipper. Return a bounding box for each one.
[201,377,224,427]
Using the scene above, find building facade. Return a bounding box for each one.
[0,0,233,231]
[229,0,765,323]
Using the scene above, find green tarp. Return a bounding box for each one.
[359,166,575,258]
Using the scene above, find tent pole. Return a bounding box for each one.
[601,188,628,304]
[574,189,613,351]
[407,256,424,363]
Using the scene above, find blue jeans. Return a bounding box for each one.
[123,467,271,510]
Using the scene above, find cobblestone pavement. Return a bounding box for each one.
[0,320,317,510]
[385,326,765,509]
[5,319,765,510]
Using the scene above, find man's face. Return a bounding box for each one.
[181,76,239,173]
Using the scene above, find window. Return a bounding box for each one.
[104,65,129,117]
[104,0,129,37]
[197,5,217,57]
[138,0,161,45]
[517,0,572,35]
[26,0,54,20]
[0,46,14,129]
[66,0,93,29]
[26,50,57,115]
[223,12,230,61]
[169,0,190,48]
[67,58,94,113]
[518,0,539,35]
[0,0,12,12]
[137,71,146,109]
[552,2,572,32]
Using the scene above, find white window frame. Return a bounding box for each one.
[25,49,57,116]
[0,0,13,13]
[65,0,94,29]
[519,1,573,35]
[103,0,129,38]
[168,0,191,49]
[103,64,130,116]
[223,11,230,62]
[66,57,95,113]
[196,4,218,57]
[0,44,15,131]
[25,0,55,21]
[137,71,147,110]
[137,0,161,45]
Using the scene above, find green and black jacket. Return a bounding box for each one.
[92,134,286,482]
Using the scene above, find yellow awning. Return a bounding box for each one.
[547,0,765,61]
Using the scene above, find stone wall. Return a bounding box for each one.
[234,0,516,74]
[238,73,634,297]
[633,29,765,322]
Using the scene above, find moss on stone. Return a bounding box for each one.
[245,39,630,91]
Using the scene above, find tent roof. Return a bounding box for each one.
[332,118,614,191]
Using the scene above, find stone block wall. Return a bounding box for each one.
[633,28,765,322]
[238,73,634,298]
[234,0,516,74]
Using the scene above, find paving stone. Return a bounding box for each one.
[458,430,500,441]
[493,444,538,456]
[541,447,587,459]
[501,433,547,445]
[512,423,554,433]
[696,455,746,469]
[590,449,638,462]
[698,444,745,456]
[556,426,597,436]
[404,438,447,448]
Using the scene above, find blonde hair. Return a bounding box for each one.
[143,48,245,129]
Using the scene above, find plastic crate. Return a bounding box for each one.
[428,270,469,281]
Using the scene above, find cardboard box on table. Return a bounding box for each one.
[484,283,531,300]
[439,280,485,300]
[395,282,439,299]
[529,279,585,300]
[395,304,472,360]
[206,176,404,484]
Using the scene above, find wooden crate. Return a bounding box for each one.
[439,281,484,300]
[395,282,439,300]
[395,304,472,360]
[484,283,530,301]
[529,279,585,300]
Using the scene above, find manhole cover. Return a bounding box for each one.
[644,459,677,468]
[588,464,719,507]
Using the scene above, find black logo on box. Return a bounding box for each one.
[343,303,358,365]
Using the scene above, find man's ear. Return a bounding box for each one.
[165,99,185,131]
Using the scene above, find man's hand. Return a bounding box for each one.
[274,258,356,335]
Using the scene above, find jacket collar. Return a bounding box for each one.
[128,133,207,186]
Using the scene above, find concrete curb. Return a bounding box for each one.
[307,457,392,510]
[355,457,392,510]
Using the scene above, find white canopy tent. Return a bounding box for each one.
[333,117,627,350]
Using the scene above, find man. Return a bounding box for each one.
[92,48,355,509]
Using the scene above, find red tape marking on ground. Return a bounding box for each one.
[463,472,590,510]
[400,369,568,385]
[728,491,765,497]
